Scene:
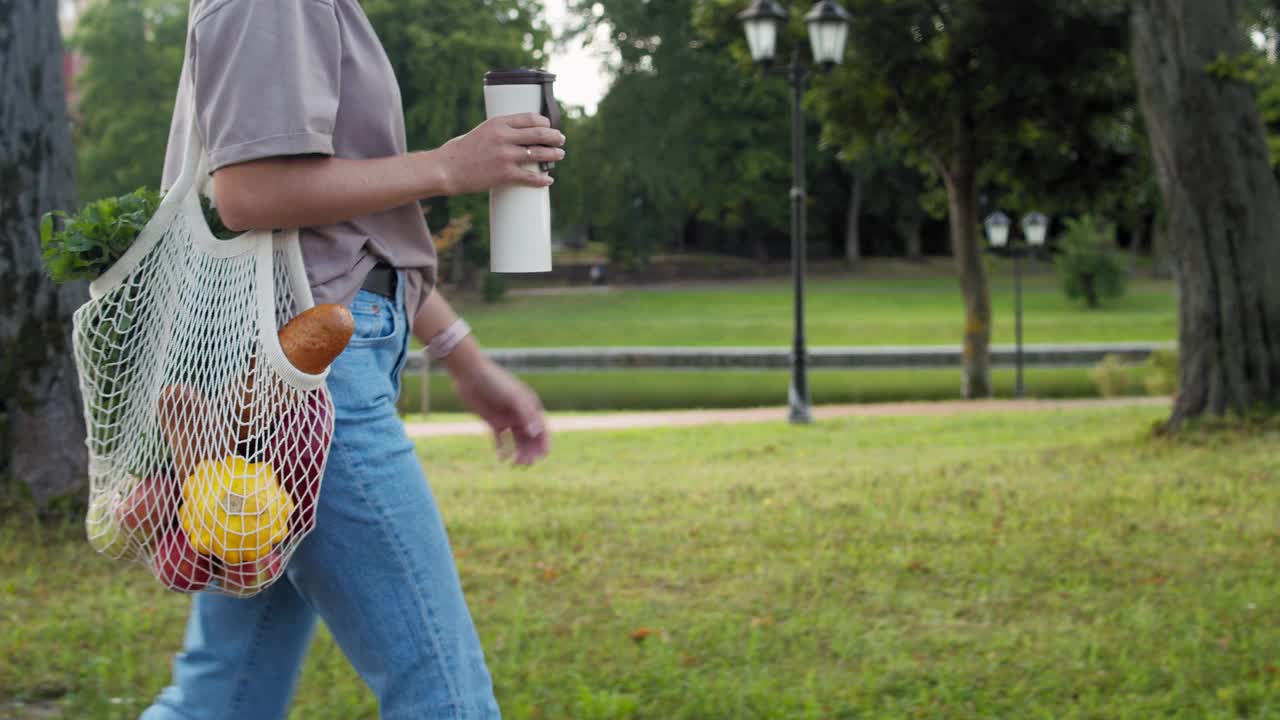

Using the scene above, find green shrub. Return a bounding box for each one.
[1055,214,1127,308]
[1090,354,1130,398]
[482,272,508,303]
[1143,349,1179,396]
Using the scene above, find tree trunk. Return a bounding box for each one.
[844,173,864,270]
[1127,214,1147,277]
[903,218,924,261]
[1149,215,1172,279]
[1133,0,1280,426]
[743,202,767,262]
[1,0,89,504]
[1083,274,1099,308]
[938,133,992,399]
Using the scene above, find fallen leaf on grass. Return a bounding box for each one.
[907,561,930,573]
[1139,574,1167,586]
[630,628,654,643]
[750,615,774,628]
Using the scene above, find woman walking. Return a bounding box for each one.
[142,1,562,717]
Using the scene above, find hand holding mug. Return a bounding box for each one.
[434,113,565,196]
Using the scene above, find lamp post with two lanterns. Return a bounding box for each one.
[737,0,852,424]
[983,211,1050,399]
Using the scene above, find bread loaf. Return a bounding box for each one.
[277,304,356,375]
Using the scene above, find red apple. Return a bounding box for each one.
[266,393,332,534]
[116,474,180,544]
[222,549,285,593]
[153,528,213,593]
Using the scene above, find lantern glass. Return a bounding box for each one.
[1022,212,1050,247]
[805,1,853,65]
[739,0,788,64]
[744,16,780,62]
[985,212,1011,248]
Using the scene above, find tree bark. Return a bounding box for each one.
[903,218,924,261]
[1,0,88,504]
[1133,0,1280,426]
[844,172,864,270]
[938,129,992,399]
[1127,214,1147,277]
[1149,215,1172,279]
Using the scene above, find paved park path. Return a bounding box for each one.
[404,397,1170,438]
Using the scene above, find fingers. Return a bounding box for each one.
[513,427,550,466]
[524,146,565,164]
[508,127,566,147]
[515,401,550,466]
[494,424,549,466]
[494,429,515,463]
[502,112,552,129]
[511,170,554,188]
[508,393,550,465]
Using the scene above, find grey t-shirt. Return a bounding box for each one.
[162,0,436,315]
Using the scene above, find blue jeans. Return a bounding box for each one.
[142,282,500,720]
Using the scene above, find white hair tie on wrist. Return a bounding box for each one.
[427,318,472,360]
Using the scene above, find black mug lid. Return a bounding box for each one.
[485,69,556,86]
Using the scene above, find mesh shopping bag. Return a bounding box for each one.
[73,108,342,597]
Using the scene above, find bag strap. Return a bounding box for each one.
[169,0,215,201]
[167,72,212,203]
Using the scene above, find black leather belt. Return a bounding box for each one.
[361,263,397,299]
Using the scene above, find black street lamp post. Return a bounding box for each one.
[984,211,1050,398]
[738,0,852,424]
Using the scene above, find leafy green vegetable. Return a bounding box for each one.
[40,188,237,283]
[41,188,160,283]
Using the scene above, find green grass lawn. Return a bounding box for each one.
[413,267,1178,411]
[396,367,1154,414]
[5,406,1280,719]
[453,272,1177,348]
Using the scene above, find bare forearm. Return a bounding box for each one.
[213,151,447,231]
[211,112,565,232]
[412,287,485,376]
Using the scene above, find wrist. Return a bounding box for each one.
[417,148,456,198]
[442,336,487,378]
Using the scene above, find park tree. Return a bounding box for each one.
[363,0,546,256]
[565,0,783,264]
[1132,0,1280,425]
[699,0,1131,397]
[567,0,850,267]
[827,0,1129,397]
[71,0,187,203]
[1,0,89,503]
[836,140,933,267]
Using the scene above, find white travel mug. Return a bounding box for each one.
[484,69,560,273]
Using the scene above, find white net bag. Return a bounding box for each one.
[73,109,347,597]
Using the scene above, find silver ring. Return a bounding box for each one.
[526,147,534,162]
